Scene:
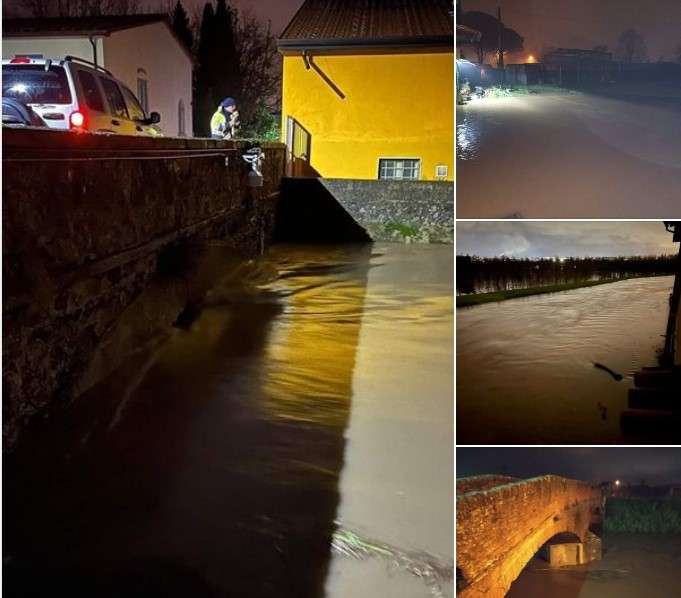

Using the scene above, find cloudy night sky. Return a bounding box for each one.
[456,221,678,258]
[458,448,681,485]
[462,0,681,63]
[4,0,306,35]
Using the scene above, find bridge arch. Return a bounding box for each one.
[457,475,601,598]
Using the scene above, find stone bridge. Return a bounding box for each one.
[2,127,285,448]
[456,475,603,598]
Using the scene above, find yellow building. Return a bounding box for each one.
[278,0,454,181]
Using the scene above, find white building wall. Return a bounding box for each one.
[2,36,105,64]
[104,23,193,137]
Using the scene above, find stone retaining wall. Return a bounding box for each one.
[2,127,285,449]
[320,178,453,243]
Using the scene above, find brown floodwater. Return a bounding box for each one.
[3,242,453,598]
[507,533,681,598]
[457,276,677,444]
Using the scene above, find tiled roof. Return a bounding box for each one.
[3,14,168,37]
[279,0,453,50]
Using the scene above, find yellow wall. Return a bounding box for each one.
[281,51,453,181]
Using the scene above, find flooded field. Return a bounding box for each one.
[508,533,681,598]
[457,276,675,444]
[456,90,681,218]
[4,243,453,598]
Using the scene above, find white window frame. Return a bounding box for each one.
[377,157,421,180]
[435,164,449,179]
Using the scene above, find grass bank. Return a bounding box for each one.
[605,497,681,533]
[456,277,640,308]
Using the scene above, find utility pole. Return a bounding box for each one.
[497,1,505,69]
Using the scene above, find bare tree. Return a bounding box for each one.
[233,9,281,138]
[236,11,280,114]
[617,29,648,63]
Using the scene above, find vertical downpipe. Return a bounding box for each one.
[89,35,98,68]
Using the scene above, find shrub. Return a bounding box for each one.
[605,498,681,533]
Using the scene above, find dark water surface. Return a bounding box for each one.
[4,243,453,598]
[507,533,681,598]
[457,276,676,444]
[456,91,681,218]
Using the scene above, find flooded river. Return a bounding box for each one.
[508,533,681,598]
[4,243,453,598]
[457,276,675,444]
[456,91,681,218]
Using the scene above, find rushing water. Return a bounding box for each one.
[4,242,453,598]
[457,276,675,445]
[456,91,681,218]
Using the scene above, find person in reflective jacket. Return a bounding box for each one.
[210,97,240,139]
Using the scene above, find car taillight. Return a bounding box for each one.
[70,111,85,128]
[10,57,32,64]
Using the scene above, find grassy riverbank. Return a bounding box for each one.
[457,277,642,307]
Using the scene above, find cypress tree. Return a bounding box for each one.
[213,0,242,115]
[195,2,216,136]
[171,1,194,53]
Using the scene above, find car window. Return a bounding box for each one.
[121,86,146,121]
[2,65,72,104]
[99,77,128,119]
[76,70,104,112]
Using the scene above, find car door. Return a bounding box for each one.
[99,76,136,135]
[120,85,156,136]
[73,68,110,133]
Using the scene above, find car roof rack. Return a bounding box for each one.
[64,55,113,77]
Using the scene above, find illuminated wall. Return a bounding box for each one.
[281,51,454,181]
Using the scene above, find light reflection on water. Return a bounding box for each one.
[5,242,453,598]
[457,276,674,444]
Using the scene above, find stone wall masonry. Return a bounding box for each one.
[3,127,285,449]
[320,178,453,243]
[457,475,520,495]
[457,475,602,598]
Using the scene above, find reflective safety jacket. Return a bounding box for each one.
[210,109,227,137]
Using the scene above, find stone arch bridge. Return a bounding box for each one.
[457,475,602,598]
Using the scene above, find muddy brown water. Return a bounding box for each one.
[3,243,453,598]
[457,276,677,444]
[507,532,681,598]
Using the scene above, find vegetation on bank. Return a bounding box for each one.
[456,277,643,307]
[605,498,681,533]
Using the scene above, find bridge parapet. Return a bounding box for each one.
[456,475,520,495]
[457,475,602,598]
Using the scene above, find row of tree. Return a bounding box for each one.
[172,0,279,137]
[457,255,679,294]
[457,5,681,65]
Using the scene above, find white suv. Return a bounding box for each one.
[2,55,161,136]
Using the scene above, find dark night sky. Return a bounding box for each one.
[463,0,681,63]
[3,1,306,36]
[179,0,304,35]
[456,221,678,258]
[457,447,681,485]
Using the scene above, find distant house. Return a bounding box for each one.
[278,0,453,181]
[3,14,193,137]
